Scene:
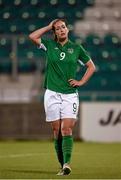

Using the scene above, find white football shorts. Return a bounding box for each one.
[44,89,79,122]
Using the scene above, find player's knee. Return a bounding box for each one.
[61,127,72,136]
[52,126,60,137]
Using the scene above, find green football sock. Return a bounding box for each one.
[62,135,73,164]
[54,134,63,167]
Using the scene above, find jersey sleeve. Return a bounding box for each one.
[78,45,91,64]
[38,38,49,51]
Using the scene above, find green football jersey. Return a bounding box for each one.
[40,38,91,94]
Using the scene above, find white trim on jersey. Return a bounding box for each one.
[38,43,47,51]
[78,59,85,66]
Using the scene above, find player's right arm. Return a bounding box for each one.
[29,21,53,45]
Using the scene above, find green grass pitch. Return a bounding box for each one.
[0,141,120,179]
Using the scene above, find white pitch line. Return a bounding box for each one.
[0,153,49,159]
[0,152,111,159]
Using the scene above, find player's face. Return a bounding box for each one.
[54,21,69,41]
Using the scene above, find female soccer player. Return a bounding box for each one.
[29,19,96,175]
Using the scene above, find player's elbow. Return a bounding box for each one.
[29,33,35,41]
[90,64,96,76]
[86,59,96,73]
[92,63,96,73]
[29,34,39,45]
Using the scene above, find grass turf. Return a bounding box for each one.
[0,141,120,179]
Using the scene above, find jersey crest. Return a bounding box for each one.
[67,48,74,54]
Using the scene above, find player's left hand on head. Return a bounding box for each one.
[68,79,81,87]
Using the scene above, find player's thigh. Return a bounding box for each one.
[50,120,61,131]
[61,118,76,135]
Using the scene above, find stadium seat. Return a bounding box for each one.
[0,59,12,73]
[18,59,36,73]
[103,33,120,46]
[0,37,12,58]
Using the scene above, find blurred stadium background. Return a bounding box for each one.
[0,0,121,178]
